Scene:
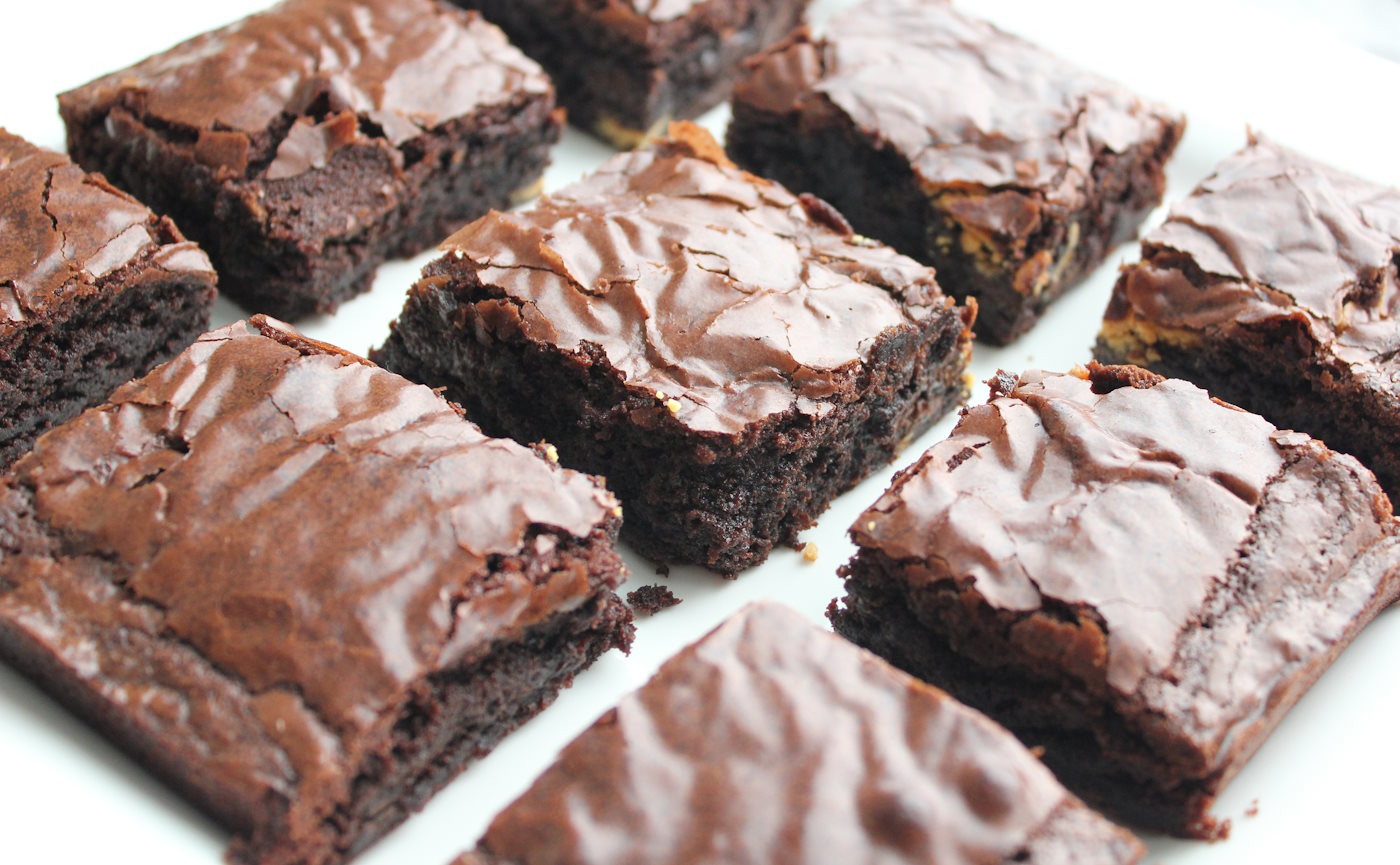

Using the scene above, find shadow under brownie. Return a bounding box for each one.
[1097,133,1400,497]
[452,602,1144,865]
[374,123,974,577]
[727,0,1183,344]
[0,317,633,865]
[453,0,809,147]
[831,363,1400,838]
[0,128,215,471]
[58,0,563,321]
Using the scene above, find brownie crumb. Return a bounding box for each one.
[655,563,670,578]
[1244,800,1259,818]
[627,585,680,615]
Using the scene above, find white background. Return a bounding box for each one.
[2,1,1400,862]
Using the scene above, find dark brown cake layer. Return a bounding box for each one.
[831,364,1400,838]
[59,0,562,320]
[727,0,1183,344]
[374,123,974,576]
[455,0,808,146]
[452,602,1144,865]
[0,129,215,470]
[1097,134,1400,496]
[0,317,633,865]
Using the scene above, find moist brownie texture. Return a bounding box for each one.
[455,0,808,147]
[0,317,633,865]
[727,0,1183,344]
[831,363,1400,838]
[452,602,1144,865]
[1097,135,1400,495]
[59,0,562,321]
[373,124,974,576]
[0,129,214,471]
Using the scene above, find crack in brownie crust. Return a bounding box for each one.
[727,0,1183,344]
[831,363,1400,837]
[0,318,633,865]
[58,0,562,320]
[0,129,215,471]
[374,123,974,576]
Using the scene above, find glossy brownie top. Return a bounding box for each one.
[467,602,1141,865]
[0,317,621,815]
[0,129,212,327]
[852,363,1397,698]
[58,0,551,179]
[1105,135,1400,367]
[734,0,1180,221]
[437,123,965,436]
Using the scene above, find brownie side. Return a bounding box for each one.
[726,4,1183,344]
[0,130,215,469]
[1096,137,1400,496]
[58,0,561,320]
[376,263,970,575]
[0,318,633,865]
[830,366,1400,837]
[457,603,1143,865]
[458,0,808,145]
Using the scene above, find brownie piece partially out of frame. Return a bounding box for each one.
[0,317,633,865]
[831,363,1400,839]
[373,123,974,577]
[1097,135,1400,496]
[453,0,808,148]
[727,0,1184,344]
[0,129,215,471]
[451,602,1144,865]
[59,0,563,321]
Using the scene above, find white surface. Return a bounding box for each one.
[2,1,1400,862]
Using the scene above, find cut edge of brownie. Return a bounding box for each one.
[457,0,808,147]
[373,256,973,576]
[831,371,1400,838]
[726,28,1184,344]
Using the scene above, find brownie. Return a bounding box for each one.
[451,602,1144,865]
[58,0,563,321]
[373,123,974,576]
[726,0,1184,344]
[454,0,808,147]
[0,129,215,471]
[830,363,1400,838]
[1097,135,1400,495]
[0,317,633,865]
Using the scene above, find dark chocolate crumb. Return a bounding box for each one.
[627,584,681,616]
[655,563,671,577]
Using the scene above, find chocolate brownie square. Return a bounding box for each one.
[830,363,1400,838]
[454,0,809,147]
[727,0,1184,344]
[0,129,215,471]
[452,602,1144,865]
[373,123,974,576]
[0,317,633,865]
[58,0,563,321]
[1097,134,1400,495]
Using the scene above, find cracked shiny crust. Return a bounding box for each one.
[58,0,550,180]
[1101,135,1400,366]
[0,130,212,326]
[435,124,958,436]
[836,364,1400,835]
[469,603,1143,865]
[0,318,627,864]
